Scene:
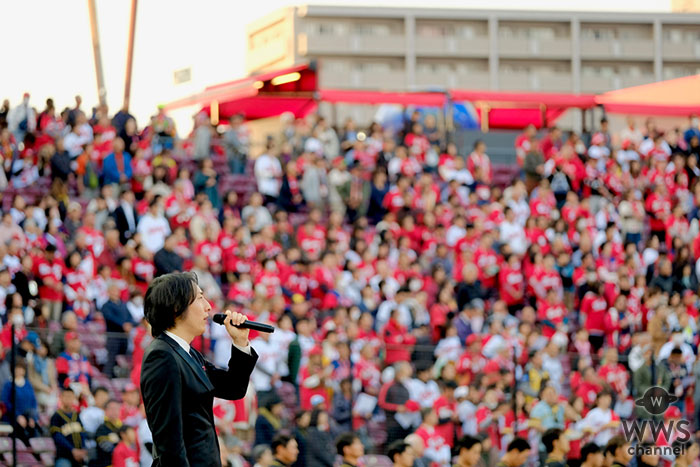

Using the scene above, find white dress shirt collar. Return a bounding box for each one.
[164,330,190,354]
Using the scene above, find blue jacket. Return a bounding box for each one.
[1,380,38,420]
[102,151,133,185]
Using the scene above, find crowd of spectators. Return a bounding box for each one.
[1,91,700,467]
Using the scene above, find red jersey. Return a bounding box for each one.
[112,441,139,467]
[581,292,608,335]
[499,265,525,306]
[599,363,629,396]
[433,396,457,447]
[35,257,66,301]
[645,193,671,232]
[382,320,416,365]
[194,240,223,270]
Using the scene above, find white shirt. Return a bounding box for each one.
[500,221,528,255]
[120,201,137,232]
[577,407,617,446]
[249,337,282,392]
[80,407,104,434]
[137,213,171,253]
[254,153,282,197]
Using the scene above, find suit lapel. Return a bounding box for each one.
[159,334,214,392]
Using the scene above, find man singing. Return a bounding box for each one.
[140,272,258,466]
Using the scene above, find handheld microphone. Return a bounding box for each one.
[212,313,275,333]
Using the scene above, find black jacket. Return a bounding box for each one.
[306,427,336,467]
[112,204,139,245]
[141,333,258,467]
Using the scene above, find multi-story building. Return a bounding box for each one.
[246,6,700,108]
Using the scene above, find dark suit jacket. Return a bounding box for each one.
[112,204,139,245]
[141,333,258,467]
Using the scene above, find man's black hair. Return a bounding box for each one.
[387,440,410,462]
[605,436,627,457]
[144,272,199,337]
[456,435,481,453]
[336,432,359,456]
[542,428,563,454]
[93,386,109,396]
[506,437,531,453]
[581,442,601,461]
[271,434,294,456]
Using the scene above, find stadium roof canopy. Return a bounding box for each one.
[171,62,700,128]
[595,74,700,116]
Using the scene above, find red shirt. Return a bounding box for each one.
[297,227,325,259]
[474,248,500,289]
[383,188,406,213]
[194,240,223,269]
[645,193,671,232]
[382,319,416,365]
[599,363,629,396]
[499,265,524,306]
[35,257,66,301]
[581,292,608,334]
[538,302,566,338]
[433,396,457,447]
[112,441,138,467]
[404,133,430,163]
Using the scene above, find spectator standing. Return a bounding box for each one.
[223,114,249,174]
[306,409,336,467]
[112,190,139,245]
[255,141,282,204]
[379,362,418,445]
[193,158,222,211]
[137,197,171,254]
[102,137,132,188]
[101,284,135,377]
[7,93,36,141]
[192,113,212,161]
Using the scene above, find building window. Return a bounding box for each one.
[417,25,447,37]
[354,23,391,36]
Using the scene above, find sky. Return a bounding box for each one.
[2,0,671,127]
